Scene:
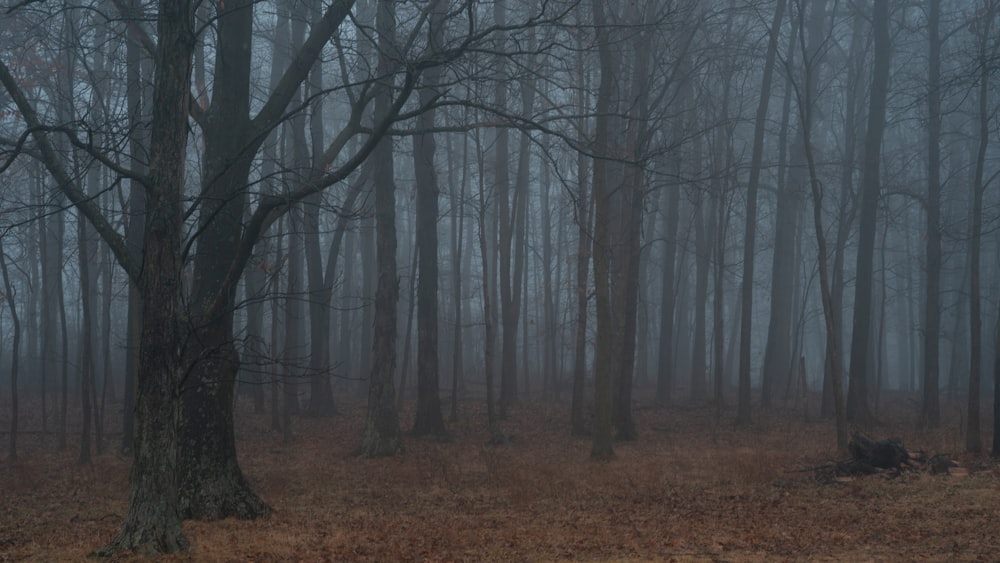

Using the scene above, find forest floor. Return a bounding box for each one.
[1,391,999,562]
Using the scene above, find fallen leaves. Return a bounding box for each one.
[1,396,999,561]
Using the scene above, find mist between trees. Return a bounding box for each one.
[0,0,998,555]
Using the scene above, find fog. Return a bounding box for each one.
[0,0,998,554]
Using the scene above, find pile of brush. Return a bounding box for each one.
[810,432,962,483]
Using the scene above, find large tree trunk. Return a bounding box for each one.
[356,0,402,457]
[411,0,448,438]
[179,0,356,518]
[178,0,268,521]
[847,0,891,426]
[102,0,195,551]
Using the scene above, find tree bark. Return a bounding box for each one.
[102,0,195,551]
[178,0,271,520]
[356,0,402,457]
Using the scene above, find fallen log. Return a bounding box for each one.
[846,432,914,473]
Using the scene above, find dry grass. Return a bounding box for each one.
[1,394,999,561]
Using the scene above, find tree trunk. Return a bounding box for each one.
[966,4,994,453]
[921,0,942,430]
[822,6,863,419]
[475,133,504,442]
[283,206,305,443]
[762,1,809,409]
[847,0,891,427]
[570,34,592,435]
[397,244,418,411]
[356,0,402,457]
[411,0,448,438]
[657,167,680,406]
[78,182,95,465]
[992,297,1000,457]
[691,190,710,403]
[303,103,336,417]
[797,31,849,450]
[449,130,469,421]
[100,1,196,551]
[0,237,20,462]
[540,148,556,399]
[737,0,786,427]
[613,3,652,441]
[494,0,518,416]
[590,0,615,461]
[121,0,150,452]
[178,0,269,521]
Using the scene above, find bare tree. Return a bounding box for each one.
[736,0,787,427]
[847,0,891,426]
